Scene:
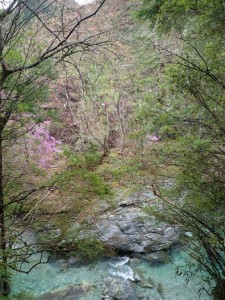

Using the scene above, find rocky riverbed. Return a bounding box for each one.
[10,191,209,299]
[11,249,210,300]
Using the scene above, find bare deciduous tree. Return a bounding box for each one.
[0,0,108,295]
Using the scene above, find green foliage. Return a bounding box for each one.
[36,220,107,261]
[135,0,225,297]
[4,49,24,67]
[64,145,102,170]
[71,238,105,261]
[137,0,225,35]
[58,146,111,198]
[2,29,57,119]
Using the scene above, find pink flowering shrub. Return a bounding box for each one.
[30,121,61,168]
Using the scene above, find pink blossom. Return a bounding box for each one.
[30,122,61,168]
[147,134,161,142]
[0,90,6,98]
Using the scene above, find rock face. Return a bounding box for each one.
[102,277,138,300]
[93,194,180,253]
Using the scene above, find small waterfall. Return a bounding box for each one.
[109,256,130,268]
[109,265,135,281]
[75,0,95,5]
[108,256,136,281]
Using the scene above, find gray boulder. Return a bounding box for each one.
[103,277,138,300]
[93,205,179,253]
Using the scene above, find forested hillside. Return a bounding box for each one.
[0,0,224,299]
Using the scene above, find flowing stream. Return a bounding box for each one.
[10,248,210,299]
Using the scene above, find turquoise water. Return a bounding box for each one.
[131,251,209,300]
[11,249,211,299]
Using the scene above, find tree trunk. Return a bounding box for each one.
[0,19,9,295]
[213,278,225,300]
[0,132,9,296]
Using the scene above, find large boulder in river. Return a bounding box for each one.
[92,193,180,253]
[102,277,138,300]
